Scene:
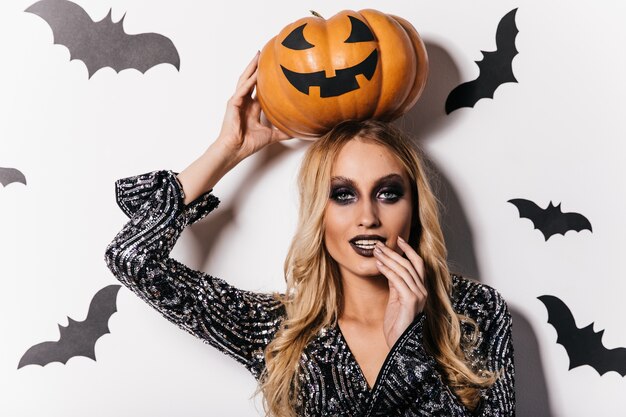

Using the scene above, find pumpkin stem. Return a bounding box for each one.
[310,10,324,19]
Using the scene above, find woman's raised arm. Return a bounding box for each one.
[176,51,290,205]
[103,52,291,378]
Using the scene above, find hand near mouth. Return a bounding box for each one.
[373,237,427,348]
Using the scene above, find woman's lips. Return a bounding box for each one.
[348,235,386,258]
[349,241,376,257]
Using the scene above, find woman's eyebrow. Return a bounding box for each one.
[330,173,405,187]
[374,173,404,185]
[330,176,356,187]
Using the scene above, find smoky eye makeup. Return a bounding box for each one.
[329,176,407,205]
[373,173,407,202]
[329,184,357,204]
[376,183,405,202]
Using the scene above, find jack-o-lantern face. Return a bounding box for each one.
[257,9,428,139]
[280,16,378,98]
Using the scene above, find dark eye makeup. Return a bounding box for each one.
[329,186,356,204]
[377,184,404,202]
[329,177,406,205]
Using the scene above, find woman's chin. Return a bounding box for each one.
[355,261,385,278]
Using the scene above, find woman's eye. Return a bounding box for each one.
[330,188,356,204]
[378,188,403,202]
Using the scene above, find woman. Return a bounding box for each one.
[104,52,514,416]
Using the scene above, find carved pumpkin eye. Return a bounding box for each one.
[282,23,315,50]
[344,16,375,43]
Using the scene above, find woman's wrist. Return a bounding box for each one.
[208,138,246,170]
[177,140,242,205]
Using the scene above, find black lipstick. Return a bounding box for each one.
[349,235,386,258]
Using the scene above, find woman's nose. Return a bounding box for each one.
[358,199,380,227]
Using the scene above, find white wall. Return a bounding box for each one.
[1,0,624,416]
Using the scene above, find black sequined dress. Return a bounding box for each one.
[104,169,515,416]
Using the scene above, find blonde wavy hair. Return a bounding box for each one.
[255,119,497,416]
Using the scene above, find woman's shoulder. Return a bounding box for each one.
[449,273,511,328]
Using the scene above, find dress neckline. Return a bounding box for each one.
[334,322,376,393]
[334,313,424,398]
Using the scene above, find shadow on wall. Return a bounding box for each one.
[187,40,553,417]
[185,139,305,271]
[399,41,554,417]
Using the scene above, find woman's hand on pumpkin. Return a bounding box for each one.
[374,236,427,348]
[216,51,291,162]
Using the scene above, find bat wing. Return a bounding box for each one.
[540,208,593,239]
[119,32,180,75]
[0,167,27,187]
[549,211,593,236]
[446,8,518,114]
[538,295,626,376]
[25,0,95,67]
[18,285,121,368]
[26,0,179,78]
[508,198,554,240]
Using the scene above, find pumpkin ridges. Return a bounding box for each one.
[330,11,350,123]
[359,9,415,120]
[387,14,429,120]
[348,10,381,121]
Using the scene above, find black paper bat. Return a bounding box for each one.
[25,0,180,78]
[508,198,592,241]
[18,285,121,368]
[445,8,518,114]
[538,295,626,376]
[0,168,27,187]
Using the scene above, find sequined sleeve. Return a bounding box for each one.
[452,277,515,416]
[414,276,515,416]
[103,169,285,379]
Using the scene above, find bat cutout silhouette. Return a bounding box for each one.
[0,168,27,187]
[18,285,121,368]
[445,8,518,114]
[25,0,180,78]
[538,295,626,376]
[508,198,592,241]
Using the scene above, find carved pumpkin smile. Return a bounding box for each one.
[280,49,378,97]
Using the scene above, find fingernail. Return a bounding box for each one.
[376,260,383,267]
[374,247,382,255]
[398,236,405,243]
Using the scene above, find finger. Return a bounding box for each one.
[258,111,292,142]
[377,243,428,300]
[375,242,421,289]
[230,69,258,107]
[375,260,415,298]
[375,241,427,299]
[271,127,292,142]
[237,68,258,97]
[396,237,426,286]
[236,51,260,90]
[249,98,262,121]
[374,246,420,295]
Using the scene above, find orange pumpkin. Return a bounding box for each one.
[257,9,429,139]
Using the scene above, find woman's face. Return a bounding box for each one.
[324,138,414,280]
